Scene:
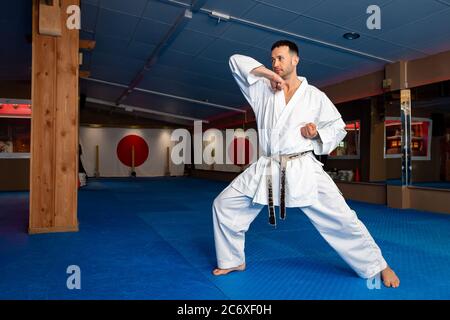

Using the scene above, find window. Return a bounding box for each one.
[0,100,31,158]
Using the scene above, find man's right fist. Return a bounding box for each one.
[270,73,285,91]
[301,123,318,139]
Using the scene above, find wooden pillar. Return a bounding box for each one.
[29,0,80,234]
[369,96,387,182]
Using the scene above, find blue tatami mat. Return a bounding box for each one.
[1,177,449,299]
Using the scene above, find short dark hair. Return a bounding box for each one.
[271,40,299,56]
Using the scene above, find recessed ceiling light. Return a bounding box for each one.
[343,32,360,40]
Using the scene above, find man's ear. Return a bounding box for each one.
[293,55,299,66]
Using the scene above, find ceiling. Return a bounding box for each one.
[0,1,32,81]
[2,0,450,124]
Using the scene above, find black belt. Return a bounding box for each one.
[266,150,312,226]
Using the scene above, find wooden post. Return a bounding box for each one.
[29,0,80,234]
[39,0,62,36]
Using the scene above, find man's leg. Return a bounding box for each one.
[212,185,264,275]
[300,165,400,287]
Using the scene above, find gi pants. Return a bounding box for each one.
[212,163,388,279]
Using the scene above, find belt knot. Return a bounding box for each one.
[266,150,312,226]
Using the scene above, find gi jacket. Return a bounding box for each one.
[229,54,347,207]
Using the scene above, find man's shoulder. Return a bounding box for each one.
[304,81,322,94]
[304,82,326,98]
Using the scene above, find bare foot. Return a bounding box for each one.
[212,263,246,276]
[381,266,400,288]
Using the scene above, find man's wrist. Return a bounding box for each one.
[312,132,321,142]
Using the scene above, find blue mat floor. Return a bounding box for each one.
[1,177,449,299]
[385,179,450,190]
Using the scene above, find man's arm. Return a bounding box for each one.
[311,118,347,155]
[301,92,347,155]
[251,65,285,91]
[229,54,284,106]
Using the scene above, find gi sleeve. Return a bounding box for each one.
[312,92,347,155]
[229,54,268,111]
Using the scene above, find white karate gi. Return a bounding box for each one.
[212,54,388,278]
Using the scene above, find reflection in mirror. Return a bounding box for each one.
[409,80,450,189]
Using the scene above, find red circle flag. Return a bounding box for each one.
[116,135,149,167]
[228,137,253,166]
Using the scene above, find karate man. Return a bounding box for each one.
[212,40,400,288]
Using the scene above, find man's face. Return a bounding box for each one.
[271,46,299,79]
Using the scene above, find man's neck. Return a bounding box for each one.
[283,74,301,92]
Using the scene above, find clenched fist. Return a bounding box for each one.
[270,73,285,91]
[301,123,318,139]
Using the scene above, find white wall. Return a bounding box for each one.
[79,127,184,177]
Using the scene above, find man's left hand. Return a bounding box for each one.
[300,123,318,139]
